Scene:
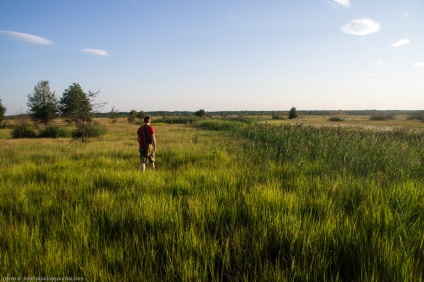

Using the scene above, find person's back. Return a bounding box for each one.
[137,116,156,172]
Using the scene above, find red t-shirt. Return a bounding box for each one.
[137,125,155,149]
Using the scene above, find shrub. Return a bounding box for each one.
[329,116,344,122]
[406,114,424,122]
[195,109,206,117]
[11,114,37,138]
[226,116,257,124]
[370,114,395,121]
[11,125,37,138]
[73,123,108,139]
[39,125,71,138]
[128,110,137,123]
[272,112,286,120]
[160,116,200,124]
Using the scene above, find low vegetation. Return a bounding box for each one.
[369,113,396,121]
[328,116,344,122]
[0,117,423,280]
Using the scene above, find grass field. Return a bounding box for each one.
[0,116,423,281]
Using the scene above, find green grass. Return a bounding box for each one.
[0,120,423,281]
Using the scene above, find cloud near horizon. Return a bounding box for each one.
[340,18,381,36]
[331,0,351,8]
[392,39,410,47]
[0,30,53,45]
[81,49,109,56]
[413,62,424,67]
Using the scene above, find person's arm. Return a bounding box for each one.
[137,128,142,145]
[152,135,156,151]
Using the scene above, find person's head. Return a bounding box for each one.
[144,115,152,124]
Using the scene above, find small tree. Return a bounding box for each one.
[59,83,105,142]
[288,107,298,119]
[0,98,6,125]
[59,83,92,122]
[128,110,137,123]
[27,80,58,124]
[195,109,206,117]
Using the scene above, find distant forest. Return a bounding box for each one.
[4,109,423,119]
[94,109,424,118]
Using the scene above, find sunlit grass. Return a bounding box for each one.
[0,119,423,280]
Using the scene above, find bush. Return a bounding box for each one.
[272,112,286,120]
[370,114,395,121]
[39,125,71,138]
[73,123,108,139]
[406,114,424,122]
[160,116,200,124]
[195,109,206,117]
[11,114,37,138]
[11,125,37,138]
[288,107,298,119]
[226,116,257,124]
[329,116,344,122]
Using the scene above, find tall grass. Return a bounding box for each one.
[0,120,423,280]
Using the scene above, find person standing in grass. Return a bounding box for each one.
[137,115,156,172]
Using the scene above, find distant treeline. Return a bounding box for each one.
[6,109,423,119]
[94,109,424,118]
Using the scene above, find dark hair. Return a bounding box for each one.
[144,116,151,123]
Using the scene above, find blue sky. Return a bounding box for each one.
[1,0,423,114]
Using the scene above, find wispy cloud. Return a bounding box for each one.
[0,30,53,45]
[375,61,384,68]
[81,49,109,56]
[413,62,424,67]
[330,0,351,8]
[340,18,381,36]
[392,38,410,47]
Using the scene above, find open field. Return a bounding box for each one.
[0,117,423,281]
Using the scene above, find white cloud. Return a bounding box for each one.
[340,18,381,36]
[331,0,351,8]
[375,61,384,68]
[392,39,410,47]
[0,30,53,45]
[81,49,109,56]
[413,62,424,67]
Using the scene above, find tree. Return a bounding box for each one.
[288,107,298,119]
[27,80,58,124]
[195,109,206,117]
[128,110,137,123]
[59,83,92,122]
[59,83,105,141]
[0,98,6,125]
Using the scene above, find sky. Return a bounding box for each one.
[0,0,423,114]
